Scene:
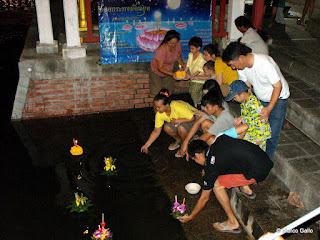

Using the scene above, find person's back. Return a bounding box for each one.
[241,28,269,55]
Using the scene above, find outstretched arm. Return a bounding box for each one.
[178,189,212,223]
[141,127,162,154]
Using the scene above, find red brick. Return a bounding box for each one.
[74,78,81,82]
[129,74,144,79]
[50,79,65,84]
[59,94,75,100]
[41,85,57,90]
[91,92,105,97]
[137,89,150,94]
[66,89,81,94]
[51,90,65,94]
[130,99,143,104]
[114,75,130,80]
[90,77,97,81]
[27,92,34,97]
[28,107,44,112]
[120,104,135,110]
[34,80,49,85]
[99,76,113,81]
[45,106,60,111]
[135,93,148,99]
[28,97,42,102]
[107,91,121,96]
[90,82,104,87]
[115,100,129,105]
[58,84,74,89]
[121,79,136,85]
[105,95,119,101]
[145,97,154,103]
[105,80,121,86]
[137,78,149,84]
[98,86,113,91]
[76,93,89,98]
[91,102,106,107]
[35,91,50,96]
[130,84,144,89]
[120,94,134,100]
[22,113,37,119]
[54,110,68,115]
[36,102,51,107]
[122,90,136,95]
[76,103,90,108]
[144,84,150,89]
[135,103,148,108]
[43,95,59,101]
[65,79,75,84]
[115,85,129,90]
[92,97,105,102]
[61,104,75,109]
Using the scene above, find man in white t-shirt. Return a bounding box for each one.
[222,42,290,160]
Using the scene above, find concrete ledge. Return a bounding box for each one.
[306,18,320,39]
[36,40,58,54]
[62,44,86,59]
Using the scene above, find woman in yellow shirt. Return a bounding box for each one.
[141,89,197,158]
[203,44,238,97]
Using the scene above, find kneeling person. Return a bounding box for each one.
[178,136,273,234]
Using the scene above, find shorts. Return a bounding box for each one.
[189,81,204,105]
[149,69,175,95]
[217,174,256,189]
[221,83,230,97]
[264,0,280,7]
[164,117,197,133]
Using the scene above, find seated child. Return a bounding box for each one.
[192,60,216,81]
[225,80,271,151]
[183,36,207,107]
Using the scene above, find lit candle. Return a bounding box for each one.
[175,195,177,203]
[179,64,182,71]
[73,139,78,146]
[102,213,104,223]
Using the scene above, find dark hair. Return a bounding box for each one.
[188,36,202,48]
[160,30,180,46]
[154,88,171,105]
[202,80,224,100]
[188,140,209,158]
[201,90,223,108]
[203,43,219,57]
[222,42,252,63]
[235,16,254,29]
[203,60,215,70]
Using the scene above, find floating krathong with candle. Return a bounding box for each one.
[175,64,186,80]
[171,195,187,219]
[101,157,117,176]
[70,139,83,156]
[67,192,93,213]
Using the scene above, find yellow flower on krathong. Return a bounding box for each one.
[104,165,111,171]
[81,199,84,205]
[76,200,80,206]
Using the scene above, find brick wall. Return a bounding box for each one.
[22,73,190,119]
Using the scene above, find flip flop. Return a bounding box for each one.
[213,222,241,234]
[234,187,256,200]
[175,150,182,158]
[168,141,180,151]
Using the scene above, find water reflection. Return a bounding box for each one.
[9,111,186,239]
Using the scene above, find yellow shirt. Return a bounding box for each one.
[215,57,238,85]
[155,100,197,128]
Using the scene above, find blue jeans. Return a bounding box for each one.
[261,99,288,160]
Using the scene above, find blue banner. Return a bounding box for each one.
[98,0,212,64]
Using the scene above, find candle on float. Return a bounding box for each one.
[182,198,185,205]
[175,195,177,203]
[73,139,78,146]
[179,64,182,71]
[102,213,104,223]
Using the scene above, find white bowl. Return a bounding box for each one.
[185,183,201,194]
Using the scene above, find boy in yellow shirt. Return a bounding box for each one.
[183,36,207,108]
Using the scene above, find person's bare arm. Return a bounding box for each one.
[171,115,195,125]
[216,73,223,86]
[156,59,174,76]
[178,189,212,223]
[141,127,162,154]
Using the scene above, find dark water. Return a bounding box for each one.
[0,9,186,240]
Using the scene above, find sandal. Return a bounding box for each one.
[213,222,241,234]
[168,141,181,151]
[175,150,182,158]
[234,187,256,199]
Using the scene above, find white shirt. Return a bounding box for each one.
[237,54,290,102]
[240,28,269,55]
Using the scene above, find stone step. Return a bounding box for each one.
[230,173,320,239]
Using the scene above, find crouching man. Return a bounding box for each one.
[178,136,273,234]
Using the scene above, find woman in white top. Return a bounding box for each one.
[235,16,269,55]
